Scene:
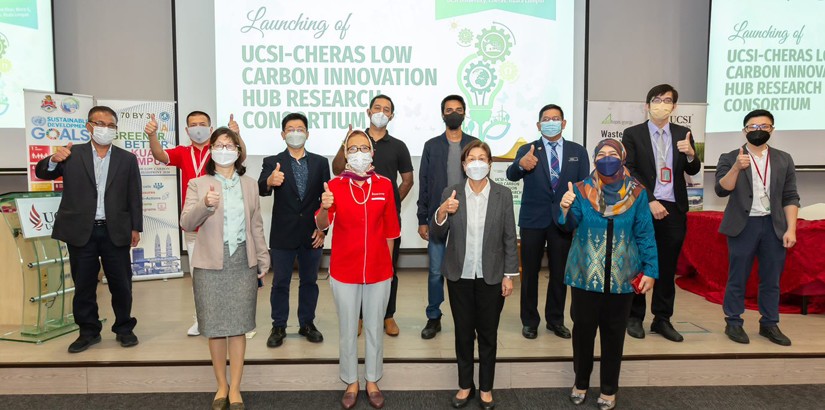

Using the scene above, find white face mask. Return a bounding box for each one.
[187,126,211,144]
[346,151,373,174]
[370,112,389,128]
[285,131,307,149]
[464,160,490,181]
[91,126,116,146]
[211,148,238,166]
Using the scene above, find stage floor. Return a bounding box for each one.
[2,269,823,366]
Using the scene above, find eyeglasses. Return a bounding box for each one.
[346,145,371,154]
[212,144,239,151]
[651,98,674,104]
[541,116,563,122]
[744,124,774,132]
[88,121,117,130]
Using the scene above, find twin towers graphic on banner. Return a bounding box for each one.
[130,216,181,276]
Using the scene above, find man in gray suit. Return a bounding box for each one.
[715,109,799,346]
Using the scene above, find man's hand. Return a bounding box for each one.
[676,131,695,157]
[736,147,751,170]
[649,200,669,220]
[519,145,539,171]
[783,230,797,248]
[144,114,158,138]
[51,142,73,163]
[130,230,141,247]
[311,229,326,248]
[418,225,429,241]
[501,277,513,297]
[267,163,285,187]
[321,182,334,209]
[204,185,220,208]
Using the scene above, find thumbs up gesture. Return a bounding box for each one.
[440,190,460,215]
[267,162,285,187]
[321,182,334,209]
[52,142,73,163]
[228,113,239,134]
[519,144,539,171]
[144,114,158,137]
[560,182,576,210]
[204,184,221,208]
[736,147,750,170]
[676,131,695,156]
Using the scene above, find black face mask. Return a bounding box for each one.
[746,130,771,146]
[444,112,464,130]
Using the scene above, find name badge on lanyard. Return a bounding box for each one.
[659,167,672,183]
[750,150,771,211]
[191,146,210,176]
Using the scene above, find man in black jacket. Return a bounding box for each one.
[35,106,143,353]
[622,84,701,342]
[259,112,330,347]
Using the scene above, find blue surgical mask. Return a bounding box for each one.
[595,156,622,176]
[540,120,563,137]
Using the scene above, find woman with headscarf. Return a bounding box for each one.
[315,130,400,410]
[558,138,658,410]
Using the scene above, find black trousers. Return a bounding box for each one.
[385,236,401,319]
[447,278,504,392]
[520,224,572,328]
[66,224,136,338]
[631,200,685,322]
[571,287,634,396]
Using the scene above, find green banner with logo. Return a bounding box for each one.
[0,0,38,29]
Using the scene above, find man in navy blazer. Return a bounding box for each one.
[507,104,590,340]
[258,112,331,348]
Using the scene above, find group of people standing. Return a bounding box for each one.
[35,83,800,410]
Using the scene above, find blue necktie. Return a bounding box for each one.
[549,141,560,190]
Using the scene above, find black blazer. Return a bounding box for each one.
[416,132,478,226]
[258,150,330,249]
[623,121,702,214]
[34,143,143,248]
[506,139,590,229]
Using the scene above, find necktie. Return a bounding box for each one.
[657,130,668,168]
[549,141,560,189]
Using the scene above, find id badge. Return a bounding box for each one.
[760,192,771,211]
[659,167,672,183]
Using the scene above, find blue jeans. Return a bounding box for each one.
[269,247,323,328]
[426,238,446,320]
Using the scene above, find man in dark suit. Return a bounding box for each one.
[417,94,477,339]
[622,84,701,342]
[35,106,143,353]
[506,104,590,340]
[715,109,799,346]
[259,112,331,348]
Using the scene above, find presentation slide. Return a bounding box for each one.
[706,0,825,167]
[212,0,576,157]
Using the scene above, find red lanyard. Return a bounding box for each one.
[748,149,770,189]
[191,146,210,176]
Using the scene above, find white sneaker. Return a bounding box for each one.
[187,319,200,336]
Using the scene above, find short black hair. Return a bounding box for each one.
[538,104,564,121]
[370,94,394,113]
[441,94,466,114]
[88,106,118,124]
[645,84,679,104]
[281,112,308,131]
[186,111,211,126]
[743,109,774,127]
[205,127,246,176]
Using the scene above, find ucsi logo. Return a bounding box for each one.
[29,205,56,231]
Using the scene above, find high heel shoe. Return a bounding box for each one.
[597,396,616,410]
[569,388,587,405]
[451,386,475,408]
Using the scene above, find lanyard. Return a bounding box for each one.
[190,146,210,176]
[656,130,670,167]
[748,149,770,192]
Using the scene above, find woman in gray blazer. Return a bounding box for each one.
[180,127,270,410]
[430,140,519,410]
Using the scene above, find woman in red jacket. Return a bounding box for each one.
[316,130,400,410]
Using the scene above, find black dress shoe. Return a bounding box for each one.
[298,323,324,343]
[267,326,286,348]
[650,320,684,342]
[421,318,441,339]
[115,332,139,348]
[626,318,645,339]
[451,386,475,408]
[68,335,101,353]
[724,324,750,344]
[479,395,495,410]
[521,326,537,339]
[547,324,571,339]
[759,325,791,346]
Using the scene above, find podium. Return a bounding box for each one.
[0,192,78,343]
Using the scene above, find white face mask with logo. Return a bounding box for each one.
[464,160,490,181]
[187,126,211,144]
[211,148,238,166]
[91,126,116,146]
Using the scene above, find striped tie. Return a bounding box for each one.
[549,141,560,189]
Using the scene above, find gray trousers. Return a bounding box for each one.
[330,276,392,384]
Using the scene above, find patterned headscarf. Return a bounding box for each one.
[576,138,643,217]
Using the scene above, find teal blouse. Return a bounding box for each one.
[558,185,659,294]
[215,172,246,256]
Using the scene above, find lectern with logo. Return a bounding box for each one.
[0,192,78,343]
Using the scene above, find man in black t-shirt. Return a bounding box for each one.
[332,94,414,336]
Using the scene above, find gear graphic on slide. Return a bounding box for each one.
[463,61,497,94]
[0,32,8,59]
[475,26,512,62]
[499,61,519,82]
[458,28,474,46]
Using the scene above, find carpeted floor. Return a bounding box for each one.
[7,385,824,409]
